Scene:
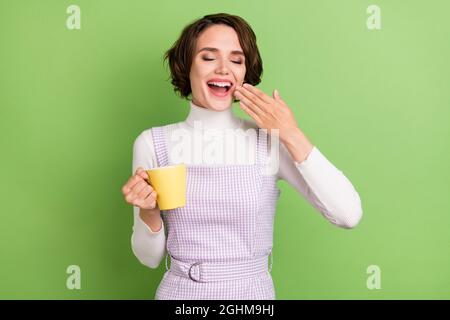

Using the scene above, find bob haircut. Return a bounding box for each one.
[163,13,263,102]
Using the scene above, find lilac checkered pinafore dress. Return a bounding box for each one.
[151,124,281,300]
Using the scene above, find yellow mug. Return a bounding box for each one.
[146,163,186,210]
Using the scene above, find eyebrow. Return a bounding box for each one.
[197,47,245,57]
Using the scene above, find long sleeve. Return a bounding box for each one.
[130,130,167,268]
[276,140,363,229]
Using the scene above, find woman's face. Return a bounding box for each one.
[189,24,246,111]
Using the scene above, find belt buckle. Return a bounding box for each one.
[188,262,202,282]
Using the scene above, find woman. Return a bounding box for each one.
[121,13,363,300]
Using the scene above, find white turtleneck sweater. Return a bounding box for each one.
[131,101,363,268]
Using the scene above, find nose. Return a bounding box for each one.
[216,68,228,75]
[215,60,229,75]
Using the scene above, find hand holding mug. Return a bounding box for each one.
[122,167,158,210]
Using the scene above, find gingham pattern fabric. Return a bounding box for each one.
[151,124,281,300]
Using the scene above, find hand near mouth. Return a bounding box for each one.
[233,84,299,141]
[233,83,314,163]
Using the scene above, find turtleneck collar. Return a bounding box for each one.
[184,100,243,130]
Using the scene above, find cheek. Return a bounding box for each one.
[189,68,204,90]
[190,62,211,87]
[236,66,246,84]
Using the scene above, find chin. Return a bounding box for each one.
[204,97,233,111]
[209,102,232,111]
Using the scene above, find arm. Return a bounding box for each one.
[233,84,362,228]
[130,130,167,268]
[276,128,363,229]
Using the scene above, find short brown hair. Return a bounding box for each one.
[163,13,263,101]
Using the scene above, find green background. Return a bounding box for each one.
[1,0,449,299]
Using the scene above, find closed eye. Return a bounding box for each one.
[202,57,242,64]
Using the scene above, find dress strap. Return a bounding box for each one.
[256,127,269,166]
[165,252,171,272]
[150,126,169,167]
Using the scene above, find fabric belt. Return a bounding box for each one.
[165,251,273,283]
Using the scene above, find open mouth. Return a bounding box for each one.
[206,80,233,97]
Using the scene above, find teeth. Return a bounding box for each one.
[207,81,231,87]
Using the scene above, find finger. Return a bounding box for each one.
[136,191,157,208]
[273,89,280,100]
[122,174,144,194]
[239,100,262,124]
[132,180,149,196]
[133,197,150,209]
[137,184,153,200]
[135,167,149,180]
[242,83,273,104]
[273,89,286,105]
[234,90,265,116]
[125,180,148,203]
[125,180,147,203]
[142,197,157,209]
[235,86,267,112]
[135,166,144,174]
